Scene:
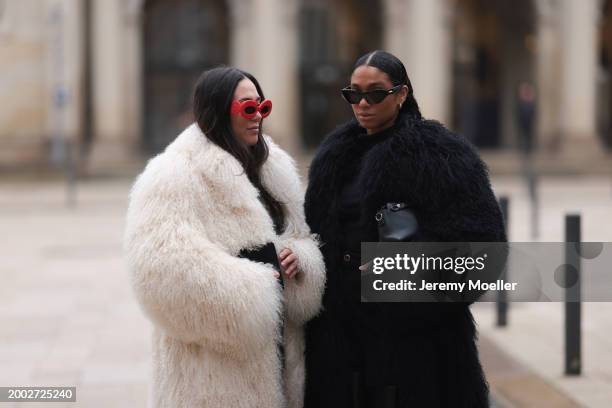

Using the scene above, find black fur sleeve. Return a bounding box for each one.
[395,120,506,243]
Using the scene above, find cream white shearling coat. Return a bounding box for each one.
[124,124,326,408]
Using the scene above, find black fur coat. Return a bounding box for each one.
[303,112,506,408]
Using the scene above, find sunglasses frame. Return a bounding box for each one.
[341,85,403,105]
[231,99,273,119]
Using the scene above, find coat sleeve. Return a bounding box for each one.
[399,121,507,243]
[398,122,508,304]
[124,154,282,361]
[263,138,326,326]
[277,233,326,325]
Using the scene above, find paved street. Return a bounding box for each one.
[0,175,611,407]
[0,180,149,407]
[474,175,612,408]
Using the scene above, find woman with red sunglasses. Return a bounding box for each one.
[125,66,325,408]
[303,51,506,407]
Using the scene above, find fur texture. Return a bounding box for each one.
[125,123,325,408]
[303,113,506,407]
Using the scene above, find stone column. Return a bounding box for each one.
[383,0,410,64]
[558,0,601,153]
[87,0,132,172]
[44,0,83,147]
[385,0,452,124]
[248,0,299,155]
[228,0,255,70]
[535,0,562,151]
[121,0,143,154]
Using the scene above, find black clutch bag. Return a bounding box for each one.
[375,203,419,242]
[238,242,283,286]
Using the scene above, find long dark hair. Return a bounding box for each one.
[353,50,422,119]
[193,66,284,231]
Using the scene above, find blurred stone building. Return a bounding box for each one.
[1,0,611,174]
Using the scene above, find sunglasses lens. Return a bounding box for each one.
[259,100,272,117]
[244,106,257,115]
[366,91,387,105]
[342,89,362,104]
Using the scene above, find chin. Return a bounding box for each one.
[358,118,380,129]
[244,135,259,146]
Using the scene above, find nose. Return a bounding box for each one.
[358,97,370,109]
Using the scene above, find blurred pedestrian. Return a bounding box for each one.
[516,81,537,154]
[303,50,506,407]
[516,80,539,238]
[124,66,325,408]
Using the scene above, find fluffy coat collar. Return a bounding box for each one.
[160,123,310,253]
[305,112,506,243]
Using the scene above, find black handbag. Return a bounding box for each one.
[375,203,419,242]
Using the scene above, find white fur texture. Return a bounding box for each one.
[124,124,326,408]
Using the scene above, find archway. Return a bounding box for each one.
[143,0,229,154]
[452,0,536,149]
[298,0,383,148]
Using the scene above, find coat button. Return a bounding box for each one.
[343,253,351,262]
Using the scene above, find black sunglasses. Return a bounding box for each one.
[341,85,403,105]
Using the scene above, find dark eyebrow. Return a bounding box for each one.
[351,82,388,90]
[238,96,262,102]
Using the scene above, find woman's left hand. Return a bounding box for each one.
[279,248,299,279]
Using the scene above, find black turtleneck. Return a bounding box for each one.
[337,120,397,255]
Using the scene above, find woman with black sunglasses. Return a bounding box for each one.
[303,51,506,407]
[125,66,325,407]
